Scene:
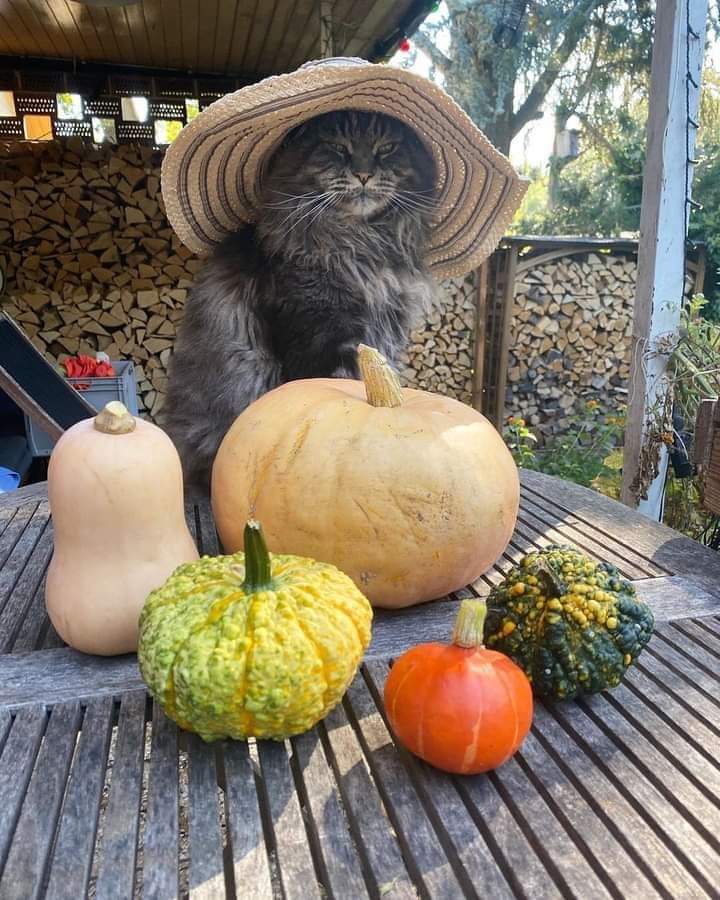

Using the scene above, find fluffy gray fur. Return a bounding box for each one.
[161,110,438,486]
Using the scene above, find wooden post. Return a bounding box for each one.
[471,262,488,413]
[319,1,333,58]
[620,0,708,518]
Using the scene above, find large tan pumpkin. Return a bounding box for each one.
[212,346,519,608]
[46,401,199,655]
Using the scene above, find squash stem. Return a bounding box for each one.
[94,401,136,434]
[452,599,488,649]
[532,560,566,598]
[242,520,275,592]
[357,344,404,408]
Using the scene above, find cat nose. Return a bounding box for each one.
[353,171,372,185]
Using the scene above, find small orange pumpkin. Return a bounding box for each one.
[383,599,533,774]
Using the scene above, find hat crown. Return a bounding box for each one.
[298,57,369,72]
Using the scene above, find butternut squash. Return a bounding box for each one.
[46,401,199,655]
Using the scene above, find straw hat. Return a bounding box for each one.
[161,57,528,280]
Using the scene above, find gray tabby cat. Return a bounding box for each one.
[161,110,438,487]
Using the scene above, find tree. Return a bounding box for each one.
[409,0,654,155]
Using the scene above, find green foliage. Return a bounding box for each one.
[503,416,538,468]
[503,401,626,488]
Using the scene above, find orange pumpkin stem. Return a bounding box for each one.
[451,599,488,649]
[357,344,404,408]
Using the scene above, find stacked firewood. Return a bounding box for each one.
[0,139,198,419]
[399,272,476,405]
[506,253,636,436]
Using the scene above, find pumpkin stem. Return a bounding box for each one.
[357,344,404,408]
[452,599,488,649]
[242,520,275,592]
[94,401,136,434]
[532,560,566,598]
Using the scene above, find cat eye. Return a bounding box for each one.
[377,142,398,156]
[326,142,349,157]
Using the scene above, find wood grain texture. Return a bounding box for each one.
[186,734,226,899]
[0,0,418,72]
[44,697,115,900]
[0,706,47,871]
[221,740,273,899]
[142,702,180,900]
[93,691,146,900]
[1,702,83,900]
[256,738,324,900]
[291,727,370,899]
[320,702,416,898]
[344,669,467,897]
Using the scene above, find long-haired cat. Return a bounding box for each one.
[161,109,438,487]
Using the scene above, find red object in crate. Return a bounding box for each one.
[63,354,116,390]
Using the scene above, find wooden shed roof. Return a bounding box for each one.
[0,0,429,78]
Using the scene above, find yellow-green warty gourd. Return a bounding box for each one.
[138,521,373,741]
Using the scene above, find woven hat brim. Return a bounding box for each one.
[161,62,529,280]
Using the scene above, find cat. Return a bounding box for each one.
[161,109,438,487]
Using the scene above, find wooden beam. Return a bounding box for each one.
[319,0,333,58]
[621,0,708,518]
[471,261,488,413]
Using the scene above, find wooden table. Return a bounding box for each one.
[0,471,719,899]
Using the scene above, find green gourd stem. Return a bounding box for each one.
[452,599,488,649]
[532,560,566,598]
[357,344,404,408]
[242,520,275,592]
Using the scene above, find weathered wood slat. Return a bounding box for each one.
[671,618,720,657]
[195,499,220,556]
[0,706,47,871]
[622,666,720,758]
[519,490,669,575]
[94,691,146,900]
[141,702,180,900]
[581,689,720,821]
[654,624,720,676]
[363,661,516,900]
[291,727,370,899]
[551,701,720,895]
[44,697,114,900]
[0,501,41,605]
[256,739,324,900]
[0,710,10,756]
[517,728,662,898]
[8,570,51,653]
[0,517,52,653]
[186,734,226,899]
[0,505,17,541]
[221,740,274,900]
[696,616,720,638]
[635,653,720,737]
[454,755,564,899]
[344,671,469,897]
[521,471,720,583]
[1,702,83,900]
[514,509,651,581]
[643,636,720,699]
[321,703,416,898]
[492,751,615,899]
[602,680,720,802]
[531,705,707,899]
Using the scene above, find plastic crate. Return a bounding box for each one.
[25,361,139,457]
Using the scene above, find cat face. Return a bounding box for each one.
[263,110,436,222]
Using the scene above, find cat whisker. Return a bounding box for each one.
[276,191,341,242]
